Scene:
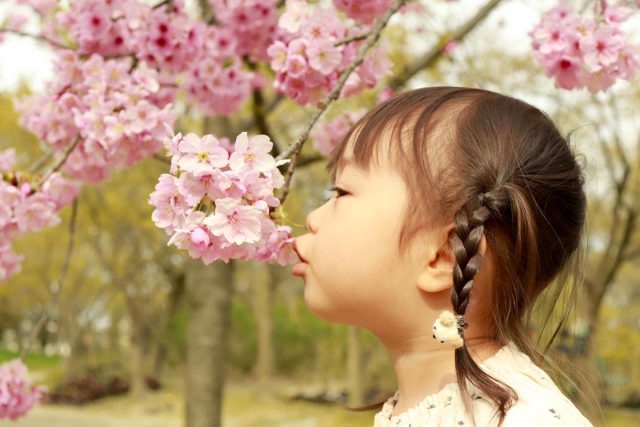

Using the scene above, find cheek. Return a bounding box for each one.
[303,206,403,325]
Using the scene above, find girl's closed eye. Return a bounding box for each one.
[326,186,348,201]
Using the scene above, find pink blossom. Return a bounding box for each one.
[0,149,16,170]
[208,0,278,62]
[604,6,632,24]
[312,109,366,156]
[16,0,57,15]
[177,170,225,206]
[531,4,639,92]
[204,198,262,245]
[333,0,392,25]
[13,193,60,233]
[614,44,640,81]
[544,55,585,90]
[307,40,342,75]
[580,27,625,71]
[149,174,189,233]
[0,359,46,420]
[8,13,29,32]
[377,87,395,103]
[177,134,229,172]
[229,133,275,173]
[584,70,617,94]
[0,248,23,282]
[279,0,307,33]
[125,100,159,134]
[441,39,458,54]
[286,54,308,78]
[41,173,81,209]
[0,181,25,209]
[357,47,391,88]
[190,226,210,251]
[267,41,288,71]
[254,225,298,265]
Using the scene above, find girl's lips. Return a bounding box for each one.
[292,262,308,277]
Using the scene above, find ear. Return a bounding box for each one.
[416,224,488,293]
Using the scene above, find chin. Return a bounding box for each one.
[303,287,353,325]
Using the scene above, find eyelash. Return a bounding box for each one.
[326,186,348,201]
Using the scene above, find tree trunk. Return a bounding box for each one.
[153,272,186,380]
[128,298,146,400]
[130,326,145,400]
[347,325,365,407]
[253,264,279,387]
[185,259,234,427]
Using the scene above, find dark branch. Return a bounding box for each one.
[37,135,81,187]
[2,29,72,50]
[20,198,78,361]
[297,153,324,168]
[388,0,502,91]
[335,32,370,46]
[153,153,172,165]
[28,148,55,174]
[275,0,407,204]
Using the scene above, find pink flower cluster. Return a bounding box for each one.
[16,51,176,184]
[40,0,255,117]
[267,0,391,105]
[333,0,393,25]
[16,0,57,15]
[208,0,278,62]
[312,108,366,156]
[149,127,298,266]
[0,150,80,282]
[0,359,46,420]
[531,2,640,93]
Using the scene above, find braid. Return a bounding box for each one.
[448,190,516,424]
[450,205,490,319]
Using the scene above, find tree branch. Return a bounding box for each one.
[37,135,81,187]
[1,29,72,50]
[297,153,324,168]
[588,208,637,309]
[153,153,172,165]
[275,0,407,204]
[28,148,55,174]
[388,0,502,91]
[335,32,369,46]
[20,198,78,361]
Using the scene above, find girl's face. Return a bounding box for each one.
[293,143,440,334]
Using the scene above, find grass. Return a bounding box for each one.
[0,350,63,388]
[4,359,638,427]
[0,350,60,370]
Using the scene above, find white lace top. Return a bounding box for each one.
[373,342,593,427]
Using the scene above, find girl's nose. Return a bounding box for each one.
[306,204,324,234]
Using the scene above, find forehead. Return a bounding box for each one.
[333,120,406,179]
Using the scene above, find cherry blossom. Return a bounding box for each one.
[333,0,393,25]
[530,2,640,92]
[150,127,295,265]
[229,133,276,173]
[312,108,367,156]
[208,0,278,62]
[268,0,392,105]
[0,359,46,420]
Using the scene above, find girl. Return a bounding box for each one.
[292,87,594,427]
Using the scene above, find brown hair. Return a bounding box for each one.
[328,87,587,424]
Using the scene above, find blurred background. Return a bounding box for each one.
[1,0,639,426]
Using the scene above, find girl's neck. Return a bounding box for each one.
[382,335,501,417]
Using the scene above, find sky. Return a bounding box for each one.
[0,0,545,92]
